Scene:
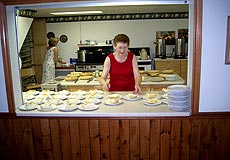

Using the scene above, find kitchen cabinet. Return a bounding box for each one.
[180,60,188,83]
[154,58,187,82]
[31,18,47,83]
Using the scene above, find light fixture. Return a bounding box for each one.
[50,11,103,15]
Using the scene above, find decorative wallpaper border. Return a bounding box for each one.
[46,12,188,23]
[17,10,37,18]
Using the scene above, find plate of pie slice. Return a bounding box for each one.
[104,99,123,106]
[143,99,162,106]
[18,104,37,111]
[58,104,78,112]
[78,104,99,111]
[123,94,141,101]
[37,104,57,111]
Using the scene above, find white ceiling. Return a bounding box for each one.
[34,4,189,17]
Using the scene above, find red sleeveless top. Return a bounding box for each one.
[108,52,135,91]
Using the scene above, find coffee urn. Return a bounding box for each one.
[155,38,166,59]
[174,38,186,59]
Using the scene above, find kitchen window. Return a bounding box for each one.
[3,0,201,116]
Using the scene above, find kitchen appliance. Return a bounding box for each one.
[137,60,152,71]
[77,50,87,62]
[139,49,148,60]
[174,38,186,59]
[129,47,152,71]
[155,38,166,59]
[75,64,103,72]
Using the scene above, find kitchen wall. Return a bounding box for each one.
[199,0,230,112]
[47,19,188,63]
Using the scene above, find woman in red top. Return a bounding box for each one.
[98,34,142,94]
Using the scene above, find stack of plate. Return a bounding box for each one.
[167,85,191,111]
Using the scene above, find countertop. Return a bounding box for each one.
[59,73,185,86]
[16,91,191,117]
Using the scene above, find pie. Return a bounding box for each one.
[79,76,93,80]
[161,70,174,74]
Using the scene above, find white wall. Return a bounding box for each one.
[16,16,34,51]
[199,0,230,112]
[47,19,188,63]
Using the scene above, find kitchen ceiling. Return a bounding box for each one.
[33,4,189,18]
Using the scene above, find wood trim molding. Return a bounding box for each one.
[0,2,15,113]
[191,0,202,114]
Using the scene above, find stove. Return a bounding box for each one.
[75,64,103,72]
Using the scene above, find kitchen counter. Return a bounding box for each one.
[59,73,185,86]
[16,91,191,117]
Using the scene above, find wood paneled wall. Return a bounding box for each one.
[0,117,230,160]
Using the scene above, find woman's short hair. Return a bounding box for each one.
[48,37,59,46]
[113,34,130,46]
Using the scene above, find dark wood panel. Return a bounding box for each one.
[69,120,81,159]
[79,120,91,160]
[89,120,100,160]
[50,119,62,160]
[150,119,160,160]
[129,120,139,160]
[180,119,190,160]
[21,119,35,160]
[40,119,53,159]
[99,120,110,160]
[109,120,120,160]
[0,118,230,160]
[31,119,44,160]
[119,120,130,160]
[170,120,181,160]
[139,120,150,159]
[160,120,171,160]
[209,119,221,160]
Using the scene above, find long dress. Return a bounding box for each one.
[108,52,135,91]
[42,47,56,83]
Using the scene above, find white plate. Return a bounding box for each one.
[37,105,57,111]
[86,94,103,99]
[82,98,101,105]
[58,105,78,112]
[18,105,37,111]
[23,95,35,100]
[143,100,162,106]
[27,91,40,96]
[142,95,161,100]
[123,95,141,101]
[95,90,104,94]
[78,104,99,111]
[48,81,56,84]
[54,95,68,100]
[73,90,88,95]
[106,94,122,99]
[104,99,123,106]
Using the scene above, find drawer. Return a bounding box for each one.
[155,61,180,74]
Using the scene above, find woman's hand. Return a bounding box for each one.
[133,84,141,94]
[103,82,110,91]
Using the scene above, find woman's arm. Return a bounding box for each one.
[132,55,142,94]
[98,57,111,91]
[53,47,66,64]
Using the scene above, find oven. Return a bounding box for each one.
[137,60,152,71]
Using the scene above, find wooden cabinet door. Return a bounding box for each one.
[155,60,181,75]
[31,18,47,83]
[180,60,188,83]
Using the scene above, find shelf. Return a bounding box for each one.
[20,49,31,53]
[20,55,32,58]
